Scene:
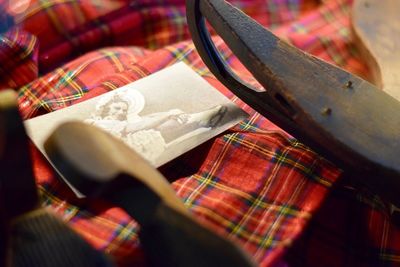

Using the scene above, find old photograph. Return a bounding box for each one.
[25,62,248,167]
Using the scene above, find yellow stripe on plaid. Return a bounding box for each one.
[18,85,53,115]
[188,174,312,219]
[165,43,197,64]
[54,68,84,94]
[70,0,86,25]
[127,64,149,78]
[39,185,80,221]
[230,142,301,238]
[228,134,332,187]
[254,172,309,257]
[20,32,38,59]
[101,50,125,73]
[102,81,118,90]
[42,1,75,40]
[0,29,37,60]
[40,186,139,243]
[183,132,237,206]
[191,205,293,247]
[15,0,77,23]
[246,134,333,187]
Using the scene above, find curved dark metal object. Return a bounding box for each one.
[187,0,400,205]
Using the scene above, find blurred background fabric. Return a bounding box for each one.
[0,0,399,266]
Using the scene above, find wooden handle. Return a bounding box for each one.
[0,89,38,219]
[44,121,255,266]
[44,121,188,219]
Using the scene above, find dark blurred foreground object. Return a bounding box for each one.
[186,0,400,206]
[352,0,400,100]
[1,89,253,266]
[0,90,112,267]
[45,121,255,267]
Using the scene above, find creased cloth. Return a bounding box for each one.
[1,0,399,266]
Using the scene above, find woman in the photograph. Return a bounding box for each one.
[85,89,227,163]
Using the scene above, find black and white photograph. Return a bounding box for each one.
[25,63,248,167]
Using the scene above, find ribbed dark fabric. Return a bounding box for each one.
[10,209,113,267]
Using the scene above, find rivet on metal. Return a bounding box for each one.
[345,81,353,89]
[321,107,332,116]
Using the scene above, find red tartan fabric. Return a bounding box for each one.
[1,0,399,266]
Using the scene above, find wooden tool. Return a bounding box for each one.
[0,90,39,220]
[0,90,112,267]
[44,121,255,267]
[186,0,400,206]
[0,90,39,267]
[352,0,400,100]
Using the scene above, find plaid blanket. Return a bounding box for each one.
[1,0,399,266]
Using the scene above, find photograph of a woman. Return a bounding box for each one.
[85,89,228,164]
[25,63,248,168]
